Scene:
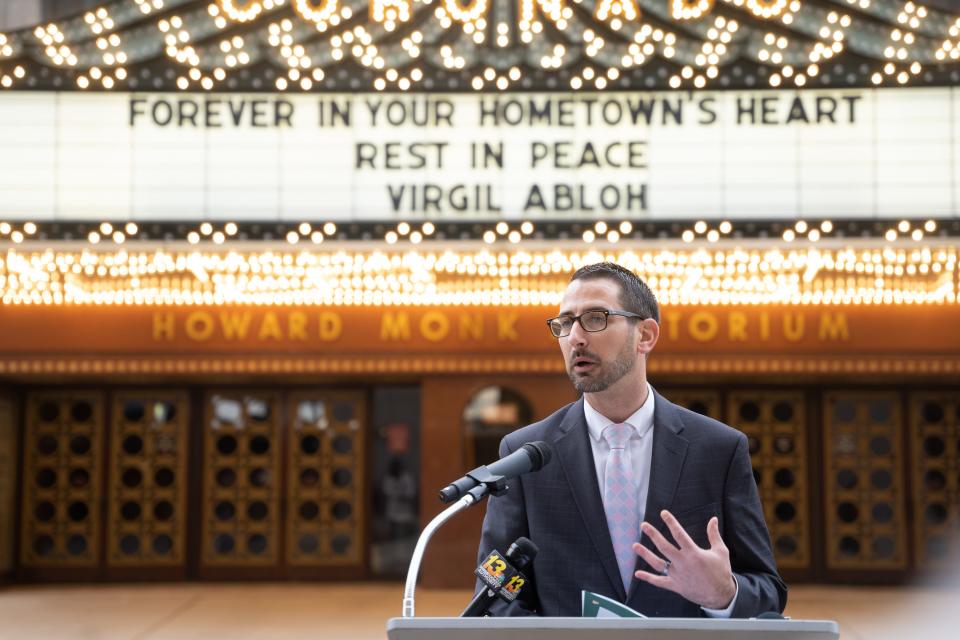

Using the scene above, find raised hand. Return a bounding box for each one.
[632,510,738,610]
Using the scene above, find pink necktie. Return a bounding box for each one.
[603,423,640,592]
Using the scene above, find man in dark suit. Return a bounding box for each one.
[477,262,787,617]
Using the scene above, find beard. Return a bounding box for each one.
[566,336,637,394]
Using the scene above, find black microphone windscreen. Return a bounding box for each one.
[521,441,553,471]
[507,536,539,560]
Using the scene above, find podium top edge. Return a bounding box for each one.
[386,617,840,632]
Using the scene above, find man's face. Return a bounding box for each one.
[557,278,641,394]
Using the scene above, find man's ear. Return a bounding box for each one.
[637,319,660,356]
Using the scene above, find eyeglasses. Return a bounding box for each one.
[546,309,645,338]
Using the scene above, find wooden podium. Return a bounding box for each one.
[387,617,840,640]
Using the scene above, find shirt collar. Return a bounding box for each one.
[584,383,656,443]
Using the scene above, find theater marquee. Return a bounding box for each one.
[2,305,960,356]
[0,87,956,221]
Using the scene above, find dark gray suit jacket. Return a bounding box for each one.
[476,389,787,617]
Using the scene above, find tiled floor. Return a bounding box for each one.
[0,582,956,639]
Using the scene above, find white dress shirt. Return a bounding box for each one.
[584,384,656,530]
[583,384,738,617]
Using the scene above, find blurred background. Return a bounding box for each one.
[1,0,959,638]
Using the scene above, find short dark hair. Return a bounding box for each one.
[570,262,660,323]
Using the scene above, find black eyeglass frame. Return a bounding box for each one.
[545,309,645,338]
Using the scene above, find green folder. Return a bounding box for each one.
[581,591,647,618]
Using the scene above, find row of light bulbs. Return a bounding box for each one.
[0,63,25,88]
[669,15,734,89]
[1,245,955,307]
[281,221,339,245]
[0,221,38,244]
[78,7,129,90]
[6,245,951,272]
[385,221,435,244]
[200,0,911,30]
[681,220,733,243]
[159,14,228,93]
[2,0,955,95]
[672,0,714,21]
[0,220,949,246]
[244,0,938,95]
[781,220,833,243]
[133,0,165,15]
[87,221,139,245]
[882,219,938,242]
[473,66,522,91]
[935,18,960,61]
[872,2,927,85]
[778,220,939,243]
[581,220,634,244]
[482,221,539,244]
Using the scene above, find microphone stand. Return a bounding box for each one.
[402,474,507,618]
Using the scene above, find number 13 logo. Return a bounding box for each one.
[482,555,507,577]
[504,575,525,593]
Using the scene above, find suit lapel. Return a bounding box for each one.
[550,398,626,601]
[627,389,690,602]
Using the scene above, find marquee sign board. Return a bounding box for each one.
[3,305,960,356]
[0,87,957,221]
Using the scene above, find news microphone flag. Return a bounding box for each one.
[475,549,527,603]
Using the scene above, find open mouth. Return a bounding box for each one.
[572,357,597,374]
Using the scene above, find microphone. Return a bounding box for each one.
[439,441,553,504]
[462,537,539,617]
